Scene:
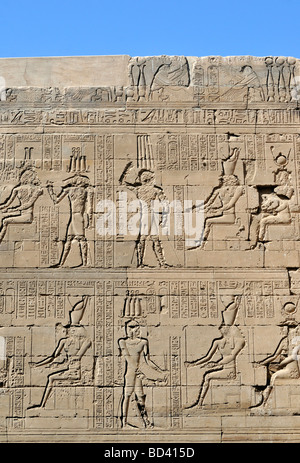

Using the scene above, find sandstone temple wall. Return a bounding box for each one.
[0,54,299,442]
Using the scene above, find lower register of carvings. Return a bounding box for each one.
[0,54,300,442]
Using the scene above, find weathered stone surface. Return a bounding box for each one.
[0,54,300,442]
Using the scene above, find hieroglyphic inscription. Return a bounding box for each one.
[170,336,182,428]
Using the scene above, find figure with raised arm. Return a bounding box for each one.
[119,162,169,268]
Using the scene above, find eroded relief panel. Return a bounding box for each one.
[0,55,300,442]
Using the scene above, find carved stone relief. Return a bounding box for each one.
[0,54,300,442]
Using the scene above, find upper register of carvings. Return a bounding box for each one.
[0,54,299,106]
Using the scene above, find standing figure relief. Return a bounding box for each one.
[46,174,94,267]
[118,319,168,429]
[119,162,170,268]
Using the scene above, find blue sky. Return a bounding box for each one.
[1,0,299,59]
